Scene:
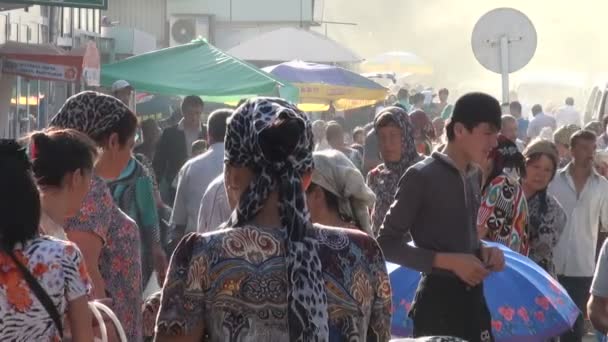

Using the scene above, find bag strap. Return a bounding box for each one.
[6,249,63,337]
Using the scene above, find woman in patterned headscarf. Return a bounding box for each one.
[49,91,144,341]
[154,97,391,341]
[367,106,422,236]
[520,139,566,277]
[477,134,529,254]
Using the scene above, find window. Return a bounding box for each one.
[29,23,39,43]
[73,8,79,31]
[80,8,87,30]
[62,7,73,37]
[40,24,49,43]
[8,22,18,41]
[0,15,7,44]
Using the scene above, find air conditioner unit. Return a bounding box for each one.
[169,15,213,47]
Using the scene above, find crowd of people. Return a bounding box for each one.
[3,81,608,342]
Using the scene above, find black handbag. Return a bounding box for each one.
[5,249,63,338]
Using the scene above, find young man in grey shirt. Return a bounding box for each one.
[377,92,506,342]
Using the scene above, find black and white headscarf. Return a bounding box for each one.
[50,91,132,140]
[224,97,329,341]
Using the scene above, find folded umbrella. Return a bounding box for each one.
[388,242,580,342]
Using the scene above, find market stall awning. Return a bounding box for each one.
[0,40,100,85]
[101,39,298,104]
[227,27,361,64]
[264,61,386,111]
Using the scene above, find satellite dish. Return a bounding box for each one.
[471,8,537,103]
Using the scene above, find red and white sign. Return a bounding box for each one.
[3,58,79,82]
[0,41,100,84]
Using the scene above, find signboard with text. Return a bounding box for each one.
[7,0,107,9]
[2,58,79,82]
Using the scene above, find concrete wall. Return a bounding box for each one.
[167,0,314,23]
[103,0,167,44]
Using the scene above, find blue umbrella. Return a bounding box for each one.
[388,242,580,342]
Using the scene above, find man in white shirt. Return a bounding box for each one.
[170,109,232,240]
[500,115,526,152]
[527,104,557,140]
[556,97,582,128]
[549,129,608,342]
[588,239,608,335]
[197,174,231,233]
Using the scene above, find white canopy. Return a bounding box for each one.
[227,27,361,64]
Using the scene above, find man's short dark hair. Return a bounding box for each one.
[397,88,409,100]
[182,95,204,112]
[207,108,232,143]
[570,129,596,148]
[509,101,522,115]
[532,104,543,116]
[445,92,501,141]
[411,93,424,105]
[501,114,517,126]
[439,88,449,96]
[326,121,343,142]
[353,126,365,138]
[566,97,575,106]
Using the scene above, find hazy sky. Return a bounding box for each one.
[320,0,608,94]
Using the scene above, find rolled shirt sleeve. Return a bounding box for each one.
[170,165,189,227]
[592,239,608,297]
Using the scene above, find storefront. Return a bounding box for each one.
[0,40,100,138]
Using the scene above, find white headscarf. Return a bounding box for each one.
[312,149,376,235]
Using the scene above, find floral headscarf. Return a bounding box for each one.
[50,91,133,141]
[224,97,329,341]
[367,106,421,236]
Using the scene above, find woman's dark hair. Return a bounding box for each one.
[95,111,138,146]
[483,136,526,191]
[525,152,558,181]
[0,139,40,250]
[29,129,97,187]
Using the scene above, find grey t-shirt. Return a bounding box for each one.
[591,239,608,297]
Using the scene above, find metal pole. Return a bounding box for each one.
[14,76,20,138]
[500,35,510,104]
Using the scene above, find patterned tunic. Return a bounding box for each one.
[527,192,567,276]
[477,174,529,255]
[0,236,91,341]
[64,175,143,341]
[155,224,392,341]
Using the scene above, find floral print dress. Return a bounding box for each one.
[64,175,143,341]
[0,236,91,341]
[154,224,392,341]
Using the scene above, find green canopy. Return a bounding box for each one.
[101,39,299,104]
